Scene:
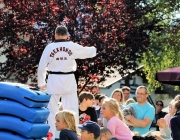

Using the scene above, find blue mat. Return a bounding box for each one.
[0,100,50,123]
[0,131,42,140]
[0,82,51,107]
[0,115,50,138]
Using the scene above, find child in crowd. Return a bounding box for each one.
[156,100,174,139]
[155,95,180,140]
[79,92,97,124]
[125,98,136,106]
[94,94,104,125]
[99,95,106,106]
[55,110,79,140]
[101,98,133,140]
[97,95,106,114]
[78,120,100,140]
[95,94,102,106]
[100,128,118,140]
[95,94,103,116]
[98,95,107,126]
[110,89,125,110]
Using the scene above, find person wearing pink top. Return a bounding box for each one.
[101,98,133,140]
[156,100,175,139]
[157,100,174,131]
[107,116,133,140]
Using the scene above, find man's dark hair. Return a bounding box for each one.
[99,95,106,103]
[136,85,148,94]
[55,26,68,36]
[95,94,102,100]
[79,92,94,103]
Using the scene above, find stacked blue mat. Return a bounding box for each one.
[0,82,51,140]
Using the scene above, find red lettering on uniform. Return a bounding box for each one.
[53,49,57,54]
[56,57,59,60]
[64,57,67,60]
[65,48,69,52]
[69,53,72,56]
[60,57,63,60]
[60,47,62,51]
[63,47,65,51]
[68,50,73,56]
[50,52,54,57]
[56,48,59,52]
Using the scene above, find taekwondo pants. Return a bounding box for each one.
[47,93,79,139]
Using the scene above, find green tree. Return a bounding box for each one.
[140,0,180,92]
[142,29,180,92]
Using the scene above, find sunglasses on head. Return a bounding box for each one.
[156,103,163,106]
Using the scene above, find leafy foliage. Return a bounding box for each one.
[140,0,180,92]
[142,28,180,92]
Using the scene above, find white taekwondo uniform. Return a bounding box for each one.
[38,39,96,138]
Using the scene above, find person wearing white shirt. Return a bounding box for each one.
[38,26,96,139]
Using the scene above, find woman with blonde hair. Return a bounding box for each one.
[101,98,133,140]
[55,110,79,140]
[110,88,124,110]
[156,99,175,139]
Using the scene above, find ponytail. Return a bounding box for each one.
[103,98,124,122]
[117,110,124,122]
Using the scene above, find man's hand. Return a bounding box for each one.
[39,86,46,91]
[125,115,133,121]
[125,115,151,128]
[124,119,134,126]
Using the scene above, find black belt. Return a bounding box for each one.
[48,71,75,74]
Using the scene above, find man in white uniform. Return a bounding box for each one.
[38,26,96,139]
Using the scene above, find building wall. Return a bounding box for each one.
[100,81,121,96]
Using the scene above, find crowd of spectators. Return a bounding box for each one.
[56,85,180,140]
[1,1,180,139]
